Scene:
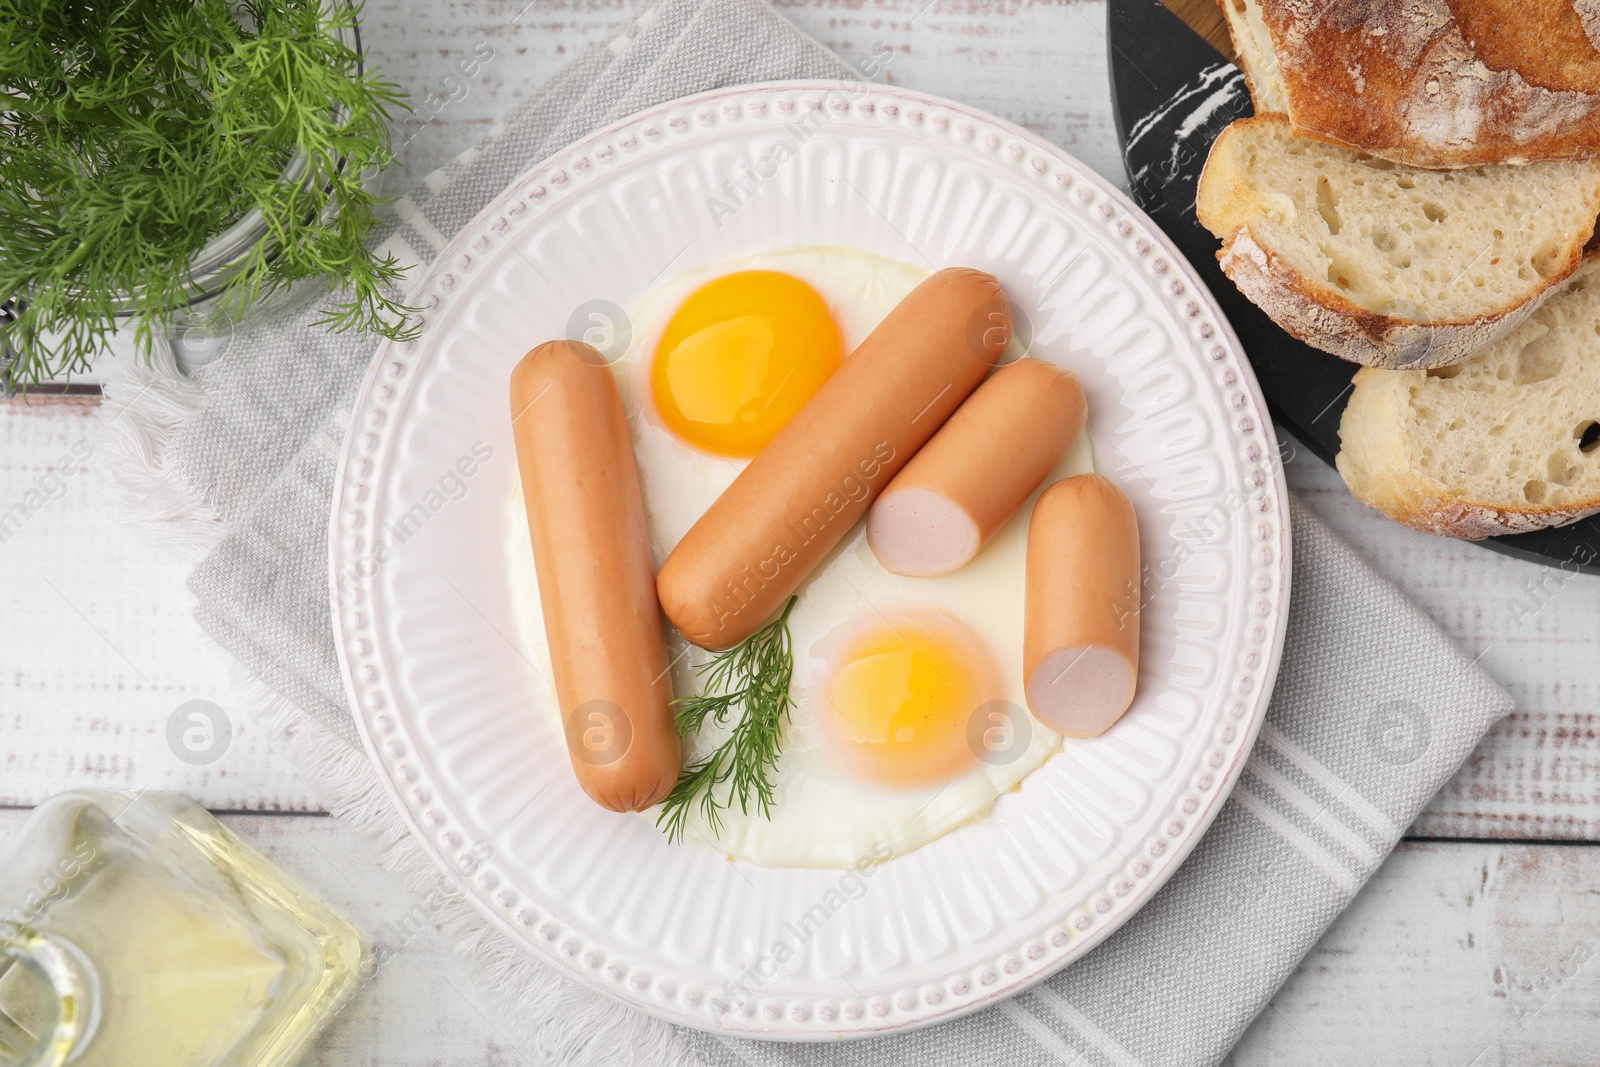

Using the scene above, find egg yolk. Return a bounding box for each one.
[823,615,997,788]
[651,271,842,456]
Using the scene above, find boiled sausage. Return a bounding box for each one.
[511,340,681,811]
[1023,473,1141,737]
[867,358,1086,576]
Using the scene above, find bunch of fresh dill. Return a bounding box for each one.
[0,0,414,385]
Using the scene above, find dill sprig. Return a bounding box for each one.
[657,597,799,844]
[0,0,416,386]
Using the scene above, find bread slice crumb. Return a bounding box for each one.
[1338,256,1600,537]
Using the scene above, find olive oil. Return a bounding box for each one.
[0,792,362,1067]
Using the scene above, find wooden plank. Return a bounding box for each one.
[368,0,1130,196]
[1160,0,1236,60]
[0,402,316,811]
[1285,449,1600,841]
[1231,839,1600,1065]
[1,387,102,406]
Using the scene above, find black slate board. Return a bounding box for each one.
[1106,0,1600,573]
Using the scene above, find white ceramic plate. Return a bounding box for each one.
[329,82,1291,1039]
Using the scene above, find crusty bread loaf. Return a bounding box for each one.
[1220,0,1600,168]
[1196,115,1600,369]
[1337,256,1600,538]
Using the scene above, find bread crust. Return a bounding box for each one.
[1215,228,1546,368]
[1240,0,1600,167]
[1195,115,1590,369]
[1452,0,1600,95]
[1337,366,1600,539]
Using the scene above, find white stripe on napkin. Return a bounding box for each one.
[1257,723,1403,841]
[999,1000,1085,1063]
[391,194,451,251]
[1027,987,1144,1067]
[1244,759,1382,868]
[1233,789,1363,895]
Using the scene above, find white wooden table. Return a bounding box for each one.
[3,1,1598,1062]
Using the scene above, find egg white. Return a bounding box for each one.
[506,246,1095,868]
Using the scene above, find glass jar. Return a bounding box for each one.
[0,791,363,1067]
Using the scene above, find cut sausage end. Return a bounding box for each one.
[866,487,982,577]
[1026,645,1136,738]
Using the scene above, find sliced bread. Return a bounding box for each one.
[1337,256,1600,539]
[1197,115,1600,369]
[1219,0,1600,168]
[1218,0,1288,115]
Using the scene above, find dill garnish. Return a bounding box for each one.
[657,597,798,844]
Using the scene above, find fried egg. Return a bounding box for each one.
[507,246,1094,868]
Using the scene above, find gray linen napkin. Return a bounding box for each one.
[117,0,1514,1063]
